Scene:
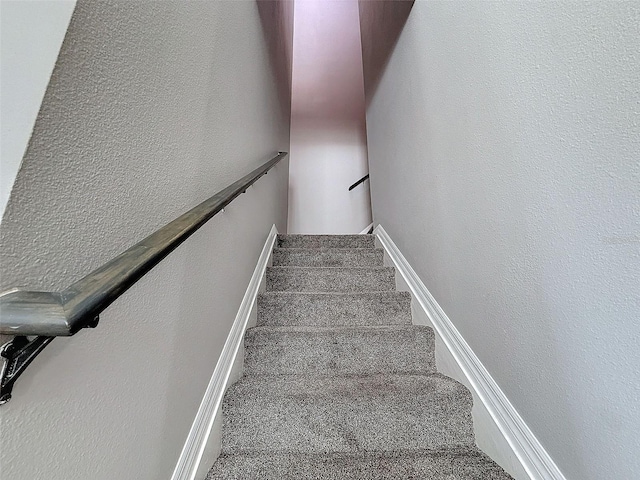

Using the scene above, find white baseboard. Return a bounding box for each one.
[170,225,278,480]
[359,222,374,234]
[374,225,566,480]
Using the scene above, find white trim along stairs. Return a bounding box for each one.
[359,222,375,235]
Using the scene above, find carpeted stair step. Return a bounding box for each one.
[257,291,412,327]
[244,325,435,376]
[272,248,384,267]
[277,234,375,249]
[207,448,513,479]
[208,233,512,479]
[266,267,396,292]
[220,374,474,454]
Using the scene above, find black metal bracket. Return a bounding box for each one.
[0,315,99,404]
[0,336,54,404]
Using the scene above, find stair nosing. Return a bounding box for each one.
[258,290,409,295]
[245,324,431,333]
[273,247,383,251]
[226,372,468,391]
[266,266,393,270]
[214,445,489,458]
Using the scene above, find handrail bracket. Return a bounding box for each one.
[0,336,55,404]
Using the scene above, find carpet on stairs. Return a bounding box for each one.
[207,234,513,479]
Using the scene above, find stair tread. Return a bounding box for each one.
[207,448,513,479]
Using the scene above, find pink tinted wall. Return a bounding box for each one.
[288,0,372,233]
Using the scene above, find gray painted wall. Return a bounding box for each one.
[363,2,639,479]
[0,1,291,479]
[0,0,76,218]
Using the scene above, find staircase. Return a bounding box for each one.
[207,234,512,479]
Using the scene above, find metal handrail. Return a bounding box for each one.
[0,152,288,403]
[348,174,370,191]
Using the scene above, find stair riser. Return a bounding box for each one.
[222,397,473,453]
[221,375,474,454]
[244,327,435,376]
[257,292,412,327]
[277,234,375,249]
[272,249,384,267]
[266,267,396,293]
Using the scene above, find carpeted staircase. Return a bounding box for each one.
[207,234,513,479]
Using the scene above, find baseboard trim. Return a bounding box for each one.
[359,222,374,234]
[374,225,566,480]
[170,225,278,480]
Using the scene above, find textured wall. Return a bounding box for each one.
[363,2,639,479]
[0,1,291,479]
[288,0,371,233]
[0,0,76,218]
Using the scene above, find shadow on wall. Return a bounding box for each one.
[358,0,414,106]
[257,0,295,121]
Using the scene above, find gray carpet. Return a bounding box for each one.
[257,291,412,327]
[207,234,513,479]
[272,247,385,267]
[244,326,436,376]
[266,266,397,293]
